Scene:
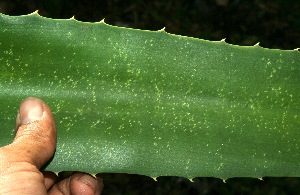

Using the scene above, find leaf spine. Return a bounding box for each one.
[31,10,39,15]
[254,42,260,46]
[158,27,166,32]
[100,18,105,23]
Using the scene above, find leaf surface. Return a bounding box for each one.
[0,13,300,180]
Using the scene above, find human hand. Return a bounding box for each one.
[0,97,103,194]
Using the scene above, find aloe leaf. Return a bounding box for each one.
[0,13,299,180]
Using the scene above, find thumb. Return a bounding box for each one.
[11,97,56,169]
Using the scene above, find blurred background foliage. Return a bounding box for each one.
[1,0,300,194]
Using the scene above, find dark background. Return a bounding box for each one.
[1,0,300,194]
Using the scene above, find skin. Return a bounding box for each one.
[0,97,103,194]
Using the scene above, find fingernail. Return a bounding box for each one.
[18,97,44,125]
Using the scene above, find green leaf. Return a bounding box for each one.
[0,13,299,180]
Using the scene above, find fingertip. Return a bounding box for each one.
[48,172,103,195]
[13,97,56,168]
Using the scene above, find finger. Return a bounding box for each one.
[43,171,58,190]
[11,97,56,169]
[48,172,103,195]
